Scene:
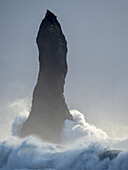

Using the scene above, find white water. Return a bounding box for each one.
[0,99,128,170]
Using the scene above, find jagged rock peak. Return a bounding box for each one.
[45,10,57,19]
[20,10,72,143]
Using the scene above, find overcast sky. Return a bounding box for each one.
[0,0,128,138]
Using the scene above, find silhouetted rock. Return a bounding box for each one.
[20,10,72,143]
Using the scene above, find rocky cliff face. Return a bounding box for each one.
[20,10,72,143]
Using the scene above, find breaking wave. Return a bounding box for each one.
[0,99,128,170]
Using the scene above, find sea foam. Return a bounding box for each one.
[0,100,128,170]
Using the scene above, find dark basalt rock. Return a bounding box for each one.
[20,10,72,143]
[98,150,121,160]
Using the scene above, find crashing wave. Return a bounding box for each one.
[0,100,128,170]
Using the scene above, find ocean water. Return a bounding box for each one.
[0,99,128,170]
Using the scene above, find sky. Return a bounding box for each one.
[0,0,128,139]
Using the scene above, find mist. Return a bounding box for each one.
[0,105,128,169]
[0,1,128,169]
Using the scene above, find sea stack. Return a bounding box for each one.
[20,10,72,143]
